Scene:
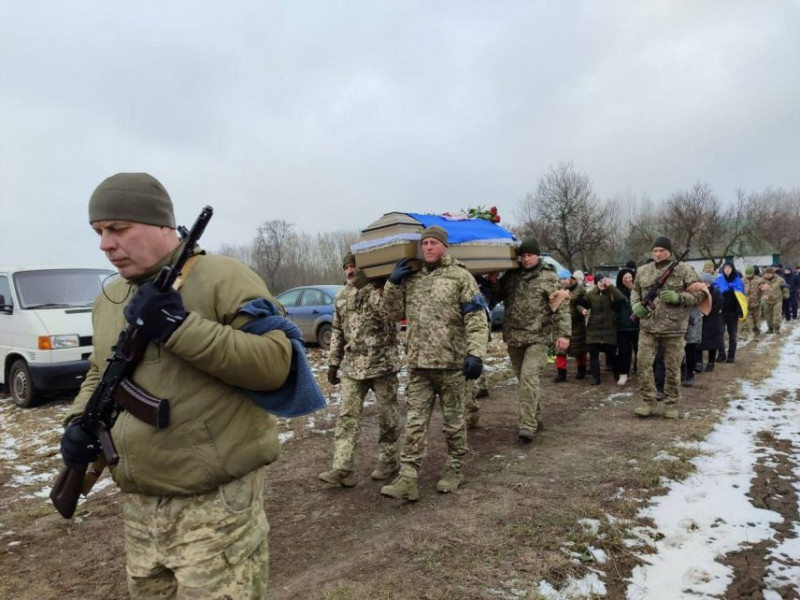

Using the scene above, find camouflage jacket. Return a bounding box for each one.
[743,275,765,306]
[493,261,571,347]
[631,259,703,336]
[761,275,786,303]
[329,281,398,379]
[384,255,488,369]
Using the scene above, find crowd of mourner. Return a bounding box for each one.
[320,227,800,502]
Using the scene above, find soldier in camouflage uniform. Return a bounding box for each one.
[491,237,571,441]
[741,266,764,340]
[631,236,704,419]
[380,226,488,501]
[319,254,400,487]
[760,267,788,333]
[60,173,292,598]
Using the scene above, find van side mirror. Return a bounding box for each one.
[0,294,12,314]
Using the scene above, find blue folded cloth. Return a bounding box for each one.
[237,298,326,418]
[406,212,515,243]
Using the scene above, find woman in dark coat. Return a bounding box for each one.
[700,273,724,372]
[579,272,624,385]
[614,267,639,386]
[559,273,589,380]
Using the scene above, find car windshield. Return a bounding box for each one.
[14,269,115,309]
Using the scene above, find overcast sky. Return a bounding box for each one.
[1,1,798,267]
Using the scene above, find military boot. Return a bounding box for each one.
[466,411,480,430]
[554,369,567,383]
[318,469,356,487]
[518,427,536,442]
[475,387,490,399]
[634,402,654,418]
[663,406,679,419]
[371,461,399,481]
[380,475,419,502]
[437,467,464,493]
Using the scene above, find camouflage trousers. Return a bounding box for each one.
[507,343,547,432]
[399,368,468,477]
[742,304,762,338]
[124,467,269,599]
[766,302,782,332]
[638,332,684,405]
[465,371,488,420]
[331,373,400,472]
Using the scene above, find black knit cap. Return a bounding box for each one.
[89,173,176,228]
[518,237,541,256]
[652,236,672,252]
[342,253,356,268]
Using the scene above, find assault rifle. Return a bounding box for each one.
[50,206,213,519]
[640,248,690,312]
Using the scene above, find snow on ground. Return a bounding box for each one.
[626,325,800,600]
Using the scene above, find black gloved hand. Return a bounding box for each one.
[327,365,341,385]
[124,282,187,344]
[462,355,483,380]
[388,258,414,285]
[60,419,101,468]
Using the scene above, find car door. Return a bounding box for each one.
[0,274,13,381]
[294,288,327,341]
[276,288,303,327]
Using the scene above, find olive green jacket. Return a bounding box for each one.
[631,259,703,336]
[67,248,292,496]
[384,255,487,369]
[493,261,571,347]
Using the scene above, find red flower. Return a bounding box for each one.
[490,206,498,215]
[494,215,501,223]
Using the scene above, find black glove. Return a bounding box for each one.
[60,419,101,468]
[462,355,483,380]
[327,365,341,385]
[388,258,414,285]
[124,283,187,344]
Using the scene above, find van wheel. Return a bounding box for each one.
[316,323,332,350]
[10,360,38,408]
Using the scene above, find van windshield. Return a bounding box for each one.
[13,269,116,309]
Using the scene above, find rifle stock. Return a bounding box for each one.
[50,206,213,518]
[642,249,690,311]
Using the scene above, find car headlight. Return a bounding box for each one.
[38,335,80,350]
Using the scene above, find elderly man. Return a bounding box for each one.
[631,236,703,419]
[59,173,292,598]
[380,226,488,501]
[319,253,401,487]
[491,237,571,441]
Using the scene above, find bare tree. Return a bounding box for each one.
[215,241,256,268]
[252,220,296,292]
[515,161,614,271]
[747,187,800,264]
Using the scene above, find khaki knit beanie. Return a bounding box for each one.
[420,225,449,246]
[342,253,356,268]
[89,173,176,228]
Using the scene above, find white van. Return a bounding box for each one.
[0,266,115,407]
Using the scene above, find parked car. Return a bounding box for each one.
[276,285,343,349]
[1,266,115,407]
[487,255,569,329]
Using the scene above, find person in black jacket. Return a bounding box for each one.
[699,273,724,372]
[614,267,639,386]
[579,272,624,385]
[714,261,744,363]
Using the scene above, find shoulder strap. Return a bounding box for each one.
[172,254,201,291]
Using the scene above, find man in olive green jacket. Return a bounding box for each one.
[60,173,292,599]
[630,236,703,419]
[491,237,571,441]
